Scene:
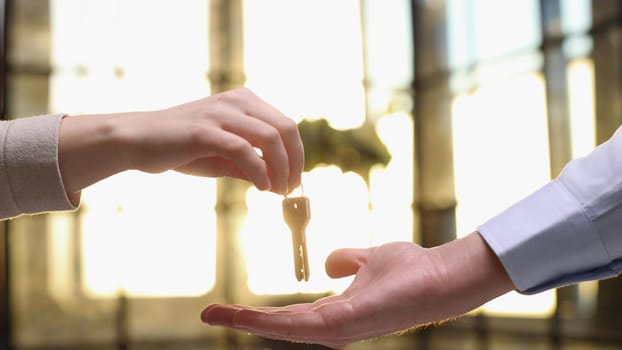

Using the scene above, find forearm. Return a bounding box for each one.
[58,113,133,196]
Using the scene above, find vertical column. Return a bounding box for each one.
[592,0,622,144]
[0,0,5,114]
[410,3,455,348]
[539,1,576,345]
[4,0,53,347]
[0,0,9,346]
[208,0,245,93]
[411,0,456,248]
[208,1,246,348]
[591,0,622,330]
[540,0,572,178]
[0,225,7,350]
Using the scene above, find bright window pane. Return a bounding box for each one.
[361,0,413,88]
[568,58,596,158]
[369,113,414,246]
[561,0,592,34]
[452,74,555,317]
[49,0,215,297]
[243,0,365,130]
[80,172,217,297]
[471,0,541,60]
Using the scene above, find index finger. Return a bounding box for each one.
[237,89,304,193]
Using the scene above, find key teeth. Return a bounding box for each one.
[295,269,309,282]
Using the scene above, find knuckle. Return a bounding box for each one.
[279,117,299,136]
[185,125,206,144]
[226,137,253,157]
[220,87,254,104]
[186,125,213,150]
[258,126,282,145]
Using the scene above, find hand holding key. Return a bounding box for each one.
[282,195,311,281]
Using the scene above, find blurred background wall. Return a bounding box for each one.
[0,0,621,349]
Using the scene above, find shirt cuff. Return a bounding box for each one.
[2,114,79,218]
[477,180,612,294]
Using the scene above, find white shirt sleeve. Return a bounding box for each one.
[478,126,622,294]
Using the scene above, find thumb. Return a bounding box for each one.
[325,247,374,278]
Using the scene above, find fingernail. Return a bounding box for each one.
[200,305,217,323]
[201,305,242,327]
[260,179,272,191]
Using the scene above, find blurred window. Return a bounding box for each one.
[49,0,215,298]
[449,0,594,318]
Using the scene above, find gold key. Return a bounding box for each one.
[282,195,310,281]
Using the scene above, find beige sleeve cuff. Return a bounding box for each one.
[0,113,80,220]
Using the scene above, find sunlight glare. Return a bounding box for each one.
[567,58,596,158]
[369,112,414,245]
[50,0,214,298]
[241,0,373,295]
[243,0,366,130]
[80,171,217,297]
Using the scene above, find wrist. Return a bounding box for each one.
[431,232,514,314]
[59,113,132,192]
